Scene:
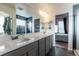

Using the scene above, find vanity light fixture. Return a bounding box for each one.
[39,10,48,17]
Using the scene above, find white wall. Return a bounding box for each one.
[28,4,56,33]
[16,4,33,17]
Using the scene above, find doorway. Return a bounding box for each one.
[55,13,69,49]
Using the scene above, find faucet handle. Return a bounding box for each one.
[11,35,18,40]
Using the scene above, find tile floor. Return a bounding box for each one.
[47,41,75,56]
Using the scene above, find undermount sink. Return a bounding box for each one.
[16,38,31,46]
[11,35,35,46]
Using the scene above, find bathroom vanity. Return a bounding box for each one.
[0,33,53,56]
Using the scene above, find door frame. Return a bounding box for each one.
[55,13,69,49]
[72,4,79,50]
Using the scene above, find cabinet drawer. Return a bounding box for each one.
[3,46,27,56]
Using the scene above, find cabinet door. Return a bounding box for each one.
[27,41,38,56]
[45,36,50,54]
[28,47,38,56]
[38,38,45,56]
[50,35,53,48]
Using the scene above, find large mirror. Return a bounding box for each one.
[0,11,12,35]
[16,15,32,34]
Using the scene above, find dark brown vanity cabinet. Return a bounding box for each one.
[2,35,53,56]
[38,36,53,56]
[38,38,45,56]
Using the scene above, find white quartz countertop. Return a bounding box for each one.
[0,32,53,56]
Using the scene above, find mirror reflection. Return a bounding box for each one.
[16,18,26,34]
[0,12,12,35]
[16,15,32,34]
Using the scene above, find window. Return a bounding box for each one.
[16,19,26,34]
[58,20,65,33]
[55,25,58,33]
[0,15,4,34]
